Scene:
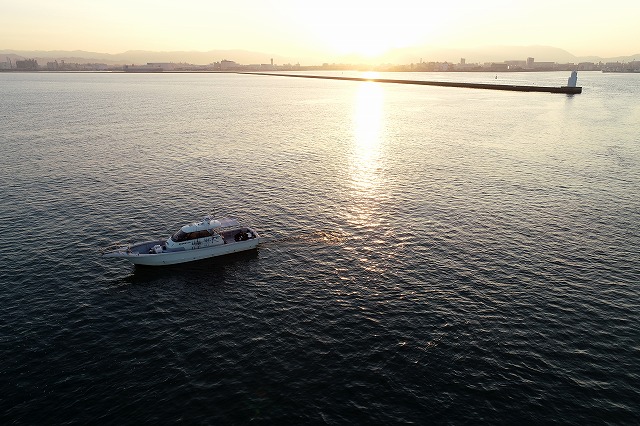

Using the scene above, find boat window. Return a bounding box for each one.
[187,230,212,240]
[171,230,188,242]
[193,230,212,239]
[172,229,211,242]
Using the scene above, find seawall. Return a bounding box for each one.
[242,72,582,94]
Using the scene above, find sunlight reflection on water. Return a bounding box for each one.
[348,82,385,229]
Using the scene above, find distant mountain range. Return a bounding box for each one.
[0,49,293,66]
[1,46,638,66]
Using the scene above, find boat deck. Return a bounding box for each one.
[219,227,257,243]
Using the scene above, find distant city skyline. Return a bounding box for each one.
[2,45,638,70]
[2,0,639,61]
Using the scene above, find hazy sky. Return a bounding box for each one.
[1,0,638,59]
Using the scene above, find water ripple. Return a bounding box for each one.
[1,72,639,424]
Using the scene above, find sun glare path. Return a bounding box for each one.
[347,82,385,228]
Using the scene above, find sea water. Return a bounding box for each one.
[1,71,638,423]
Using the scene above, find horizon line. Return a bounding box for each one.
[2,46,640,61]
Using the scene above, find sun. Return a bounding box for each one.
[296,1,438,58]
[335,31,392,58]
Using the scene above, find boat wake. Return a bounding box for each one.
[260,230,350,247]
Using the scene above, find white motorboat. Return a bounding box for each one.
[103,216,260,266]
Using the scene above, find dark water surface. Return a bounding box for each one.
[1,72,639,424]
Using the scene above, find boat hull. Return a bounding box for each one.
[104,238,260,266]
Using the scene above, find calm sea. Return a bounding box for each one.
[1,71,638,424]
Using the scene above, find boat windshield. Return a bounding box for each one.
[171,229,213,242]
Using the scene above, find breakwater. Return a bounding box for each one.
[243,72,582,94]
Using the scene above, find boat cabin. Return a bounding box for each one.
[165,216,225,250]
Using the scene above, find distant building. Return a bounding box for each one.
[488,62,509,71]
[0,58,11,69]
[454,60,479,71]
[505,60,526,70]
[123,63,163,72]
[577,62,596,71]
[602,61,640,72]
[527,57,535,68]
[556,63,576,71]
[146,62,178,71]
[531,61,555,70]
[89,63,109,71]
[220,60,239,71]
[16,59,38,70]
